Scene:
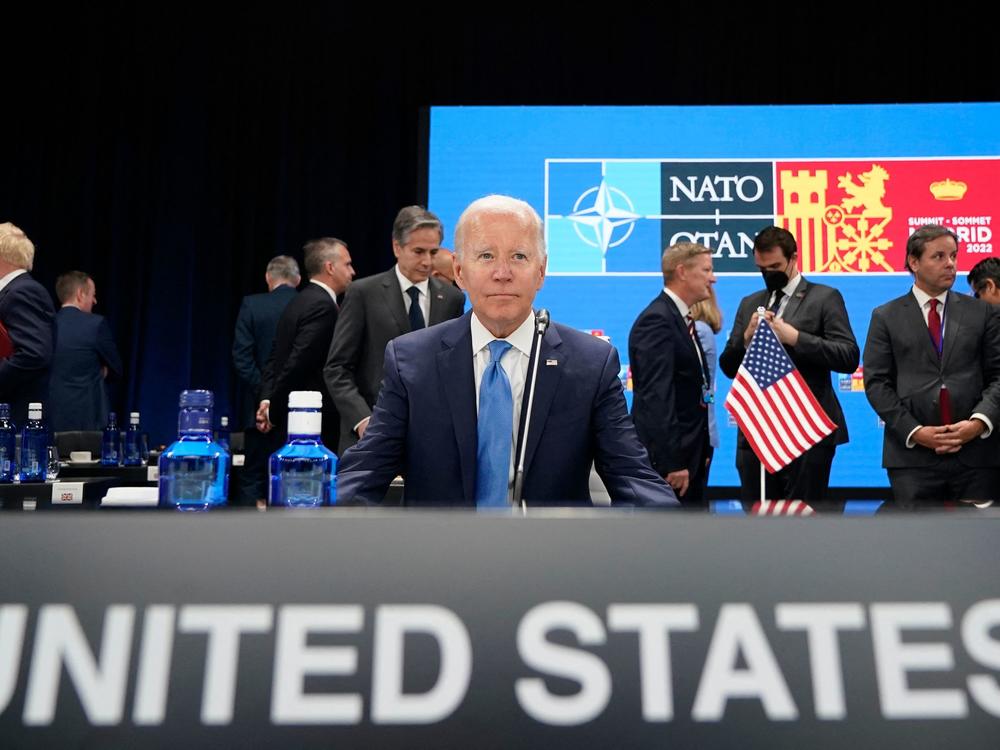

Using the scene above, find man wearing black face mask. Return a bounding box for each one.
[720,226,859,502]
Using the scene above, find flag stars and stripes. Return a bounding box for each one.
[724,319,837,474]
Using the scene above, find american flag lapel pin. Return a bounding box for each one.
[546,359,558,366]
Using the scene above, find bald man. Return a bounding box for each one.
[432,248,457,285]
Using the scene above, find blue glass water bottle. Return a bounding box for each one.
[124,411,147,466]
[101,411,122,466]
[269,391,337,507]
[158,390,230,510]
[0,403,16,483]
[19,402,48,483]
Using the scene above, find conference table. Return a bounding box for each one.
[0,490,997,748]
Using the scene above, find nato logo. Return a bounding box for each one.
[545,160,662,274]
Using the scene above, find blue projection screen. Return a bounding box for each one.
[427,104,1000,487]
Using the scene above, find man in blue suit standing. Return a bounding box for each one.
[0,222,56,425]
[629,242,716,505]
[232,255,300,505]
[49,271,123,431]
[337,195,677,508]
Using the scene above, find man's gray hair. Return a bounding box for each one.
[454,195,546,260]
[392,206,443,246]
[0,222,35,270]
[302,238,346,279]
[266,255,301,283]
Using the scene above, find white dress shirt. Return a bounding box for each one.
[471,311,535,495]
[663,286,705,374]
[309,278,338,305]
[0,268,26,295]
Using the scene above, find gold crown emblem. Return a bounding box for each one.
[929,178,967,201]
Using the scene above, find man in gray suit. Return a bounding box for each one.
[720,226,859,501]
[324,206,465,453]
[863,224,1000,502]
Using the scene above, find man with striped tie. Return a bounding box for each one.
[720,226,859,502]
[863,224,1000,502]
[629,242,717,504]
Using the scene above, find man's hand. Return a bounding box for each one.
[665,469,690,497]
[912,425,957,453]
[936,419,987,453]
[743,312,762,347]
[766,312,800,346]
[256,400,272,433]
[356,416,370,439]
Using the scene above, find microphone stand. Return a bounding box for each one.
[512,309,549,512]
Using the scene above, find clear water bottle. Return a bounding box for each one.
[124,411,147,466]
[158,390,230,510]
[20,402,48,483]
[269,391,337,507]
[215,415,231,452]
[0,403,16,483]
[101,411,122,466]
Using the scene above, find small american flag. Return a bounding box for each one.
[724,317,836,473]
[751,499,815,516]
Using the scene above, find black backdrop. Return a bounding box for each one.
[2,4,997,445]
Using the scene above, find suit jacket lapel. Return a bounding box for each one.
[899,293,940,368]
[781,277,809,322]
[518,323,565,477]
[941,290,963,370]
[427,278,452,325]
[437,314,477,501]
[380,271,410,334]
[661,292,699,360]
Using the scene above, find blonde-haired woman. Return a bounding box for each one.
[689,287,722,484]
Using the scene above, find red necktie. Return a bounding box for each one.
[928,299,943,355]
[928,299,953,424]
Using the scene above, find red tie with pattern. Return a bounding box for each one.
[928,299,952,424]
[928,299,942,353]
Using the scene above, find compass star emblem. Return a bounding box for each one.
[567,180,640,253]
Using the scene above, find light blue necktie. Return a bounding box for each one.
[475,340,513,508]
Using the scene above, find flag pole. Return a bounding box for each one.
[757,306,768,506]
[760,460,765,505]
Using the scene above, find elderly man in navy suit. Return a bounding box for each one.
[336,195,677,508]
[232,254,300,505]
[0,222,55,425]
[49,271,123,431]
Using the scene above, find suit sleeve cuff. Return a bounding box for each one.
[972,413,994,438]
[905,425,922,449]
[354,416,370,434]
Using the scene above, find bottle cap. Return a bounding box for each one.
[288,391,323,409]
[179,390,213,408]
[28,402,42,410]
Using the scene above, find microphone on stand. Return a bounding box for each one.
[513,309,550,512]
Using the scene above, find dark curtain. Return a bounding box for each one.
[2,4,997,444]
